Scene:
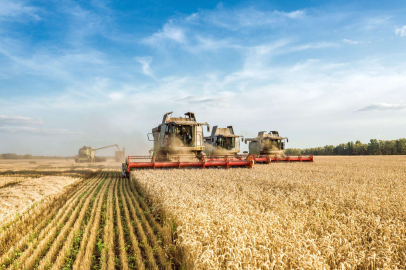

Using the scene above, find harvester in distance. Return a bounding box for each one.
[122,112,255,177]
[245,131,313,163]
[75,146,96,163]
[75,144,125,163]
[204,126,243,157]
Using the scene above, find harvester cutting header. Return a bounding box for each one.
[122,111,313,177]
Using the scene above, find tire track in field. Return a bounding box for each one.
[0,170,182,270]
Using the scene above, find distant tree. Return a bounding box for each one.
[334,143,347,155]
[285,148,301,155]
[396,139,406,155]
[347,141,354,155]
[1,153,18,159]
[324,145,334,155]
[286,138,406,156]
[368,139,381,155]
[353,140,365,155]
[380,140,396,155]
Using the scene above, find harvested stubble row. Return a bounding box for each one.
[0,170,179,270]
[133,156,406,269]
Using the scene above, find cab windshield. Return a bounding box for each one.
[217,136,235,150]
[263,138,281,150]
[168,125,194,146]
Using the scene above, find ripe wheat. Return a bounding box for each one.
[133,156,406,269]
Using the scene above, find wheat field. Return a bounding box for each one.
[1,156,405,269]
[0,170,179,269]
[134,156,406,269]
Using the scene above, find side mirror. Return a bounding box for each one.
[147,133,154,141]
[206,124,210,133]
[245,139,247,144]
[286,138,289,143]
[241,136,244,142]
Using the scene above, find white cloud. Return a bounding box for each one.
[142,22,186,45]
[279,10,306,19]
[0,37,108,81]
[185,13,199,22]
[357,103,406,112]
[142,7,306,49]
[0,115,43,125]
[0,0,41,21]
[291,42,338,51]
[135,57,154,77]
[192,36,235,51]
[203,8,306,29]
[0,126,81,135]
[395,25,406,37]
[362,16,390,30]
[343,39,360,45]
[108,92,124,101]
[177,95,228,107]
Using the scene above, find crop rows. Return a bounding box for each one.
[0,170,180,269]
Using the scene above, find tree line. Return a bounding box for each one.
[0,153,74,159]
[285,138,406,156]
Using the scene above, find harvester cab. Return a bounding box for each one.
[245,131,288,157]
[148,112,210,160]
[204,126,243,156]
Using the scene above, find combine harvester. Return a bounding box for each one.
[122,112,254,177]
[245,131,313,163]
[204,125,244,157]
[75,144,125,163]
[204,128,313,163]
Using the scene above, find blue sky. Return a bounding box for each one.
[1,0,406,155]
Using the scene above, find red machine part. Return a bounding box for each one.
[253,154,313,164]
[125,155,254,172]
[122,154,313,177]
